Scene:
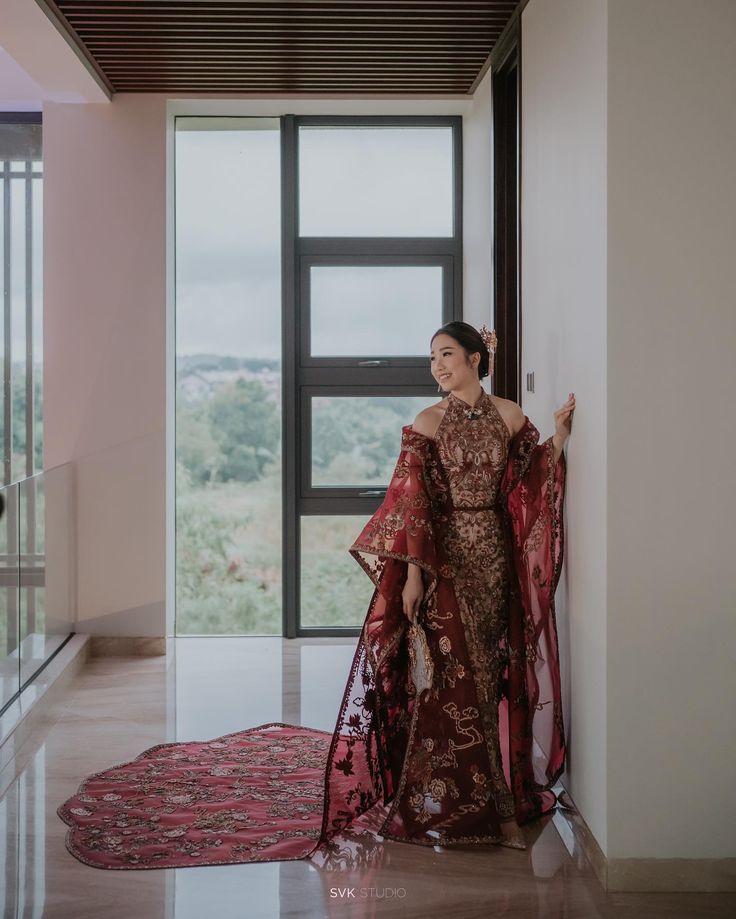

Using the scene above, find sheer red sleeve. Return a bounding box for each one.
[317,427,442,845]
[350,425,442,621]
[500,416,567,819]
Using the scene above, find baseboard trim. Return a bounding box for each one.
[555,785,736,891]
[88,635,167,656]
[607,857,736,893]
[553,785,608,886]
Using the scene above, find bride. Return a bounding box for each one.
[59,321,575,868]
[322,321,574,853]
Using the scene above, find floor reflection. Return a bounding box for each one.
[1,638,735,919]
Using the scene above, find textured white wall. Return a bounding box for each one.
[521,0,609,852]
[607,0,736,860]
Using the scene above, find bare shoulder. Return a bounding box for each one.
[411,399,449,439]
[489,395,526,436]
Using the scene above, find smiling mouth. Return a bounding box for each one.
[439,373,451,381]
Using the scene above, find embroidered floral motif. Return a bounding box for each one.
[59,725,332,869]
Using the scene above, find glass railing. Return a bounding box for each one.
[0,463,75,716]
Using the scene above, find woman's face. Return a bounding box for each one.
[430,333,480,391]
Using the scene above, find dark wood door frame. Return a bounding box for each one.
[491,18,522,404]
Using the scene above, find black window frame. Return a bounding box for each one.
[491,15,522,403]
[0,112,44,703]
[282,114,463,637]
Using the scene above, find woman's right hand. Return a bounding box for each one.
[402,565,424,624]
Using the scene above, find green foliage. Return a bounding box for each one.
[312,395,433,487]
[176,403,223,486]
[176,480,282,635]
[299,553,373,629]
[176,378,279,485]
[312,398,395,478]
[209,379,279,483]
[175,497,240,600]
[1,364,43,481]
[175,476,374,634]
[172,361,428,634]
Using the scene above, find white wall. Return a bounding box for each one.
[522,0,736,874]
[43,95,168,636]
[606,0,736,863]
[0,0,108,104]
[521,0,609,852]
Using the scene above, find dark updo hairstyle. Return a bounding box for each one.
[430,321,490,380]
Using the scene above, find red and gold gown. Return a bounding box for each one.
[58,389,566,869]
[323,388,566,848]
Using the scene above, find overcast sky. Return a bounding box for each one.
[175,123,453,361]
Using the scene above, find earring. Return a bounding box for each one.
[437,382,442,393]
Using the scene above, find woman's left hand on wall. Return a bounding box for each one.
[552,393,576,460]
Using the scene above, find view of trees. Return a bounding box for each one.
[0,366,45,658]
[177,378,279,486]
[176,356,422,634]
[0,366,44,481]
[312,395,430,486]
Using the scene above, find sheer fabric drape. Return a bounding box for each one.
[316,417,566,849]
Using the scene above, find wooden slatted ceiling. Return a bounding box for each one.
[49,1,519,94]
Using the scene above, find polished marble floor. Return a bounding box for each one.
[1,637,734,919]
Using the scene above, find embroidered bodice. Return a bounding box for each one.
[433,389,511,510]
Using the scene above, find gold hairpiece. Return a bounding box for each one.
[479,324,498,355]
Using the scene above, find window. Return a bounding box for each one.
[287,116,462,636]
[174,118,282,636]
[174,115,462,637]
[0,114,43,486]
[0,113,46,711]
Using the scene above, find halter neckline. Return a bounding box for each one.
[448,389,486,411]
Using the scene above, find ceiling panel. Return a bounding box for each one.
[46,1,519,94]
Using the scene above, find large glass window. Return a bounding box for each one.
[174,115,461,637]
[298,125,454,237]
[175,118,282,636]
[0,116,43,487]
[291,116,462,634]
[1,115,44,710]
[309,265,443,357]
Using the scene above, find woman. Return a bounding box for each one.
[58,322,575,869]
[323,321,574,853]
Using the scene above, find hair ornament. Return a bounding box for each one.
[479,324,497,378]
[479,324,497,355]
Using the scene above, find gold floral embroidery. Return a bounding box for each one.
[339,393,550,845]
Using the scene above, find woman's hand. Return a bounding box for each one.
[402,564,424,624]
[552,392,576,462]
